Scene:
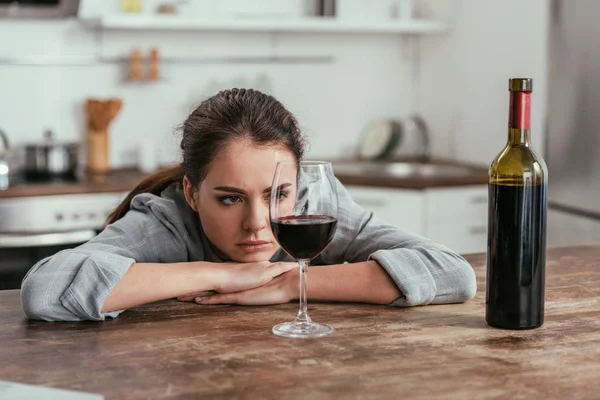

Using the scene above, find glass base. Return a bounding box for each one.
[272,321,333,339]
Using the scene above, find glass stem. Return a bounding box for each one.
[294,259,312,326]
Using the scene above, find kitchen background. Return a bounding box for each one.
[0,0,597,289]
[1,0,547,166]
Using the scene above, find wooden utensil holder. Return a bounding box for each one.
[87,128,110,173]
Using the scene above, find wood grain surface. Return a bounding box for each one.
[1,245,599,399]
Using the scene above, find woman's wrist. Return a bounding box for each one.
[192,261,227,292]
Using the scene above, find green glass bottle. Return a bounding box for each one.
[486,78,548,330]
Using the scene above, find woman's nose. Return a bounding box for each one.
[242,202,269,232]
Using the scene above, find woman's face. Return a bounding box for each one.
[184,140,297,262]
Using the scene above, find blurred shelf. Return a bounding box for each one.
[0,54,333,66]
[84,16,447,35]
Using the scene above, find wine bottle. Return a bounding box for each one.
[486,78,548,330]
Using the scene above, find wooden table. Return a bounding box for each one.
[1,246,600,399]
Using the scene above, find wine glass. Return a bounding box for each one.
[270,160,339,339]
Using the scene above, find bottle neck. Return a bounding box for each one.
[508,91,532,146]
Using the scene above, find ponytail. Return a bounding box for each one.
[105,165,185,226]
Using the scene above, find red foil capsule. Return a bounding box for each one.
[509,91,531,130]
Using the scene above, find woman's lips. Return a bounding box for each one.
[237,241,273,252]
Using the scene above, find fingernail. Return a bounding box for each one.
[195,297,205,303]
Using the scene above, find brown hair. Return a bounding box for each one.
[106,88,306,225]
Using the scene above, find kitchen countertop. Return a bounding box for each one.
[0,168,148,198]
[335,165,488,189]
[0,160,489,198]
[0,245,599,399]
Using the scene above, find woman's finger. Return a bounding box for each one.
[196,281,289,306]
[177,290,215,302]
[196,293,238,305]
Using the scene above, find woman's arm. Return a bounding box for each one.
[101,261,295,313]
[101,262,212,313]
[21,193,191,321]
[306,261,400,304]
[194,261,401,306]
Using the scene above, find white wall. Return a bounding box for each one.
[0,0,551,170]
[416,0,549,166]
[0,2,412,169]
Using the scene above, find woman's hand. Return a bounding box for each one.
[176,261,296,302]
[192,267,299,305]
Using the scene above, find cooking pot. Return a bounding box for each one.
[24,130,79,180]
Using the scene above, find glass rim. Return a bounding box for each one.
[276,160,332,166]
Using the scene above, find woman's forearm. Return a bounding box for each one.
[102,262,215,313]
[306,261,402,305]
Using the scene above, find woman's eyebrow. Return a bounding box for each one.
[213,183,292,195]
[213,186,246,195]
[262,183,292,195]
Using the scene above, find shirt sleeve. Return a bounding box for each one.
[20,193,190,322]
[317,179,477,307]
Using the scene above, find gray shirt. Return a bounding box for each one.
[20,180,477,321]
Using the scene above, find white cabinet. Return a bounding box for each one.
[346,185,488,255]
[424,186,488,254]
[346,186,424,234]
[547,208,600,247]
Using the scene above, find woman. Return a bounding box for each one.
[21,89,476,322]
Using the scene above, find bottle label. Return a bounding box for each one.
[509,91,531,130]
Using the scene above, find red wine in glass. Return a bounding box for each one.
[270,160,339,339]
[270,215,338,260]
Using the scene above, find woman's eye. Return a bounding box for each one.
[219,196,242,206]
[277,191,289,201]
[266,191,289,202]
